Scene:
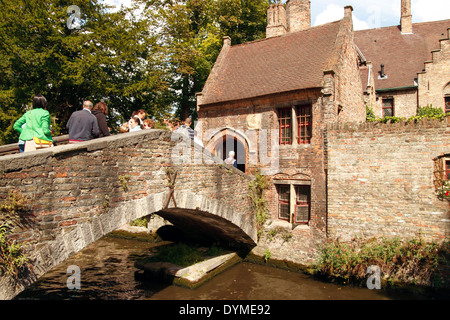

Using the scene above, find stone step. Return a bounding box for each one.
[135,252,242,288]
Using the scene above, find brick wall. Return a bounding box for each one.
[326,118,450,242]
[418,29,450,112]
[376,88,418,118]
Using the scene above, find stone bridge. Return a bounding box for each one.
[0,129,257,299]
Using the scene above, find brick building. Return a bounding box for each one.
[356,0,450,118]
[195,0,449,247]
[196,1,364,238]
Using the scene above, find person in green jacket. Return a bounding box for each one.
[13,94,53,152]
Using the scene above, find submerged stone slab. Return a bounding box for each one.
[175,252,238,282]
[135,252,241,288]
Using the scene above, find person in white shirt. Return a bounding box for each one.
[224,151,237,168]
[129,116,143,132]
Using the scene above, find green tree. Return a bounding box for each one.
[0,0,169,143]
[0,0,272,145]
[216,0,270,45]
[139,0,270,122]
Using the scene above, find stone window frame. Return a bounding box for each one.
[275,180,311,225]
[433,154,450,200]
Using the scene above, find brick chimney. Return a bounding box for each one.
[400,0,413,34]
[344,5,353,30]
[266,3,287,38]
[286,0,311,33]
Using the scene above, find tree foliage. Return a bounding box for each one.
[0,0,169,142]
[0,0,271,144]
[136,0,271,122]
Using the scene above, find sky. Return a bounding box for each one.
[101,0,450,31]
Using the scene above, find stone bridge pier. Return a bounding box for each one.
[0,129,257,299]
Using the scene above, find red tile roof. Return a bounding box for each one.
[200,20,344,105]
[355,20,450,91]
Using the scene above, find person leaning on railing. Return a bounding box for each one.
[13,94,54,152]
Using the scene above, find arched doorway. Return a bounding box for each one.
[213,135,246,172]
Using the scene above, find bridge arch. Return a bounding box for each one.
[0,129,256,299]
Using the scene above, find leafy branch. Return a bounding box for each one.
[249,170,269,232]
[0,190,31,278]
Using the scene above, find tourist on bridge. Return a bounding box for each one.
[129,116,143,132]
[13,94,54,152]
[175,117,195,140]
[66,100,100,143]
[143,118,154,129]
[132,109,146,126]
[120,109,147,133]
[92,102,111,137]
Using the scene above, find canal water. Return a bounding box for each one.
[14,235,437,301]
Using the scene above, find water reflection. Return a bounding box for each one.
[145,262,390,300]
[15,235,436,300]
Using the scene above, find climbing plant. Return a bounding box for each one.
[367,104,449,124]
[249,170,270,232]
[0,190,31,278]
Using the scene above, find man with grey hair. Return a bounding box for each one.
[67,100,100,143]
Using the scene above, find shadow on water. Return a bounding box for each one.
[15,235,172,300]
[14,233,447,301]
